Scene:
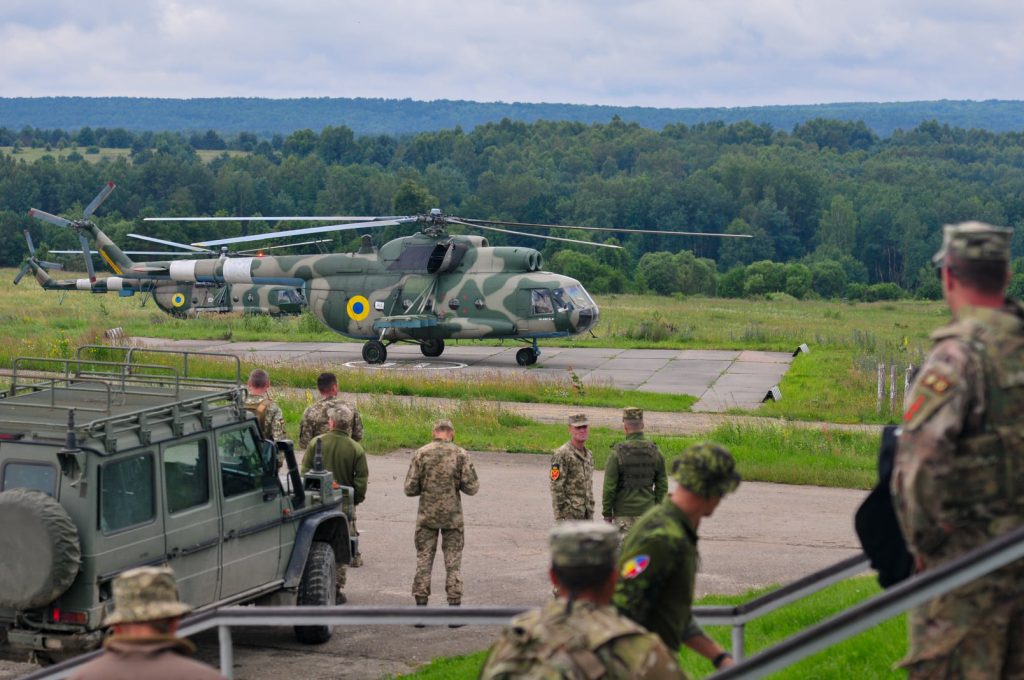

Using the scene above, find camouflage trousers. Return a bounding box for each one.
[412,526,464,604]
[902,579,1024,679]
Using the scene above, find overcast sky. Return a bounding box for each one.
[2,0,1023,107]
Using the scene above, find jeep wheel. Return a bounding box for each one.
[294,541,336,644]
[0,489,81,610]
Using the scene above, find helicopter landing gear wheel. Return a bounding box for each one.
[362,340,388,364]
[420,339,445,358]
[516,347,539,366]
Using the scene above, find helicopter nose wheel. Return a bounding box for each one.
[362,340,388,364]
[516,347,539,366]
[420,339,445,358]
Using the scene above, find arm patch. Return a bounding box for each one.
[902,369,958,431]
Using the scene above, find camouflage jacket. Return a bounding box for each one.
[302,429,368,505]
[479,599,684,680]
[550,441,595,521]
[613,500,702,652]
[403,439,479,529]
[69,637,225,680]
[602,434,667,518]
[243,393,287,442]
[298,395,364,448]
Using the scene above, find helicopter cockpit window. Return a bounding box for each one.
[272,289,305,305]
[531,289,554,315]
[560,285,593,309]
[551,288,571,312]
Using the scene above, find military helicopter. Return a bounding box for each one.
[135,208,749,366]
[15,184,308,317]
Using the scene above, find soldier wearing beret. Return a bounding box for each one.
[70,567,224,680]
[602,408,668,534]
[302,404,367,603]
[404,419,479,609]
[614,442,740,673]
[550,413,595,521]
[479,522,683,679]
[892,222,1024,678]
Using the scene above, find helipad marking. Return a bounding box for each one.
[344,360,467,371]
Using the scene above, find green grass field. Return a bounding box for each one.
[394,577,905,679]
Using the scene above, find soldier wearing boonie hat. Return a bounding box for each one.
[550,413,595,521]
[301,402,367,604]
[479,522,682,679]
[69,567,224,679]
[613,443,740,673]
[602,407,668,534]
[894,220,1024,679]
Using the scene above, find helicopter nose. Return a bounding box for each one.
[575,305,599,333]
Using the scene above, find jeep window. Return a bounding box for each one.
[164,439,210,514]
[2,461,57,496]
[218,427,263,498]
[99,453,155,533]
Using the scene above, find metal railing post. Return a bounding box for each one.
[218,625,234,680]
[732,622,745,661]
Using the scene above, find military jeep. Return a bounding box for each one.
[0,346,354,657]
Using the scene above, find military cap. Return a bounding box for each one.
[433,418,454,431]
[671,442,741,498]
[932,221,1013,265]
[568,413,589,427]
[622,407,643,423]
[328,404,354,433]
[550,521,619,568]
[104,567,192,625]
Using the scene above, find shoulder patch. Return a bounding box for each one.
[621,555,650,579]
[902,373,958,431]
[550,463,561,481]
[919,369,954,395]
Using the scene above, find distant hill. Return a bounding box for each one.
[2,97,1023,137]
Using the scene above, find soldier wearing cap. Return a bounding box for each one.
[614,443,740,672]
[69,567,224,680]
[479,522,683,679]
[302,403,367,603]
[404,418,480,609]
[602,407,668,534]
[550,413,595,521]
[892,221,1024,678]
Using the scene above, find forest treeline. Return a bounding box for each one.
[3,97,1024,137]
[3,116,1024,302]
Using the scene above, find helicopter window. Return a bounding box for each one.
[551,288,571,312]
[448,298,461,310]
[561,285,593,308]
[389,245,436,272]
[531,289,554,315]
[474,298,486,309]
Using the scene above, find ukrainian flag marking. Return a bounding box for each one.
[347,295,370,321]
[171,293,186,308]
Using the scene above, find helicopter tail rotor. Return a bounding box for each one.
[13,229,63,285]
[28,182,116,283]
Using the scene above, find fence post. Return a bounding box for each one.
[219,625,235,680]
[904,364,914,408]
[889,364,897,414]
[732,622,746,661]
[877,363,885,413]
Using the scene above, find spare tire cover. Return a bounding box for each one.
[0,488,82,609]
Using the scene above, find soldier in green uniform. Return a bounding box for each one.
[479,521,683,679]
[614,442,740,673]
[550,412,595,521]
[302,404,367,603]
[243,368,287,443]
[892,222,1024,679]
[602,408,667,533]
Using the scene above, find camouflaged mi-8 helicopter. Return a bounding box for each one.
[15,183,308,317]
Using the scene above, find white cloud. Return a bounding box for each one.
[1,0,1023,105]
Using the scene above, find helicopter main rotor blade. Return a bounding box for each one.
[128,233,214,253]
[24,230,36,255]
[28,208,73,228]
[51,249,199,257]
[235,239,333,254]
[193,217,413,248]
[144,215,393,222]
[83,181,116,218]
[467,218,753,238]
[449,219,623,249]
[79,233,96,283]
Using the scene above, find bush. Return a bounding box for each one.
[864,282,906,301]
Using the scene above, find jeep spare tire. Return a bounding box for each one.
[0,488,82,609]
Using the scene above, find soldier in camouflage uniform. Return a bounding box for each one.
[404,419,480,608]
[299,372,366,566]
[602,408,668,533]
[302,404,367,603]
[243,369,287,443]
[479,522,683,679]
[298,372,364,448]
[614,443,740,673]
[70,567,224,680]
[892,222,1024,679]
[550,413,595,521]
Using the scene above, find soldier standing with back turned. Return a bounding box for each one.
[243,368,287,442]
[602,408,667,533]
[550,412,595,521]
[892,221,1024,678]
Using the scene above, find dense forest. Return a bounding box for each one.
[3,97,1024,137]
[3,116,1024,302]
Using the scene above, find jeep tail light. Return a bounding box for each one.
[51,608,87,625]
